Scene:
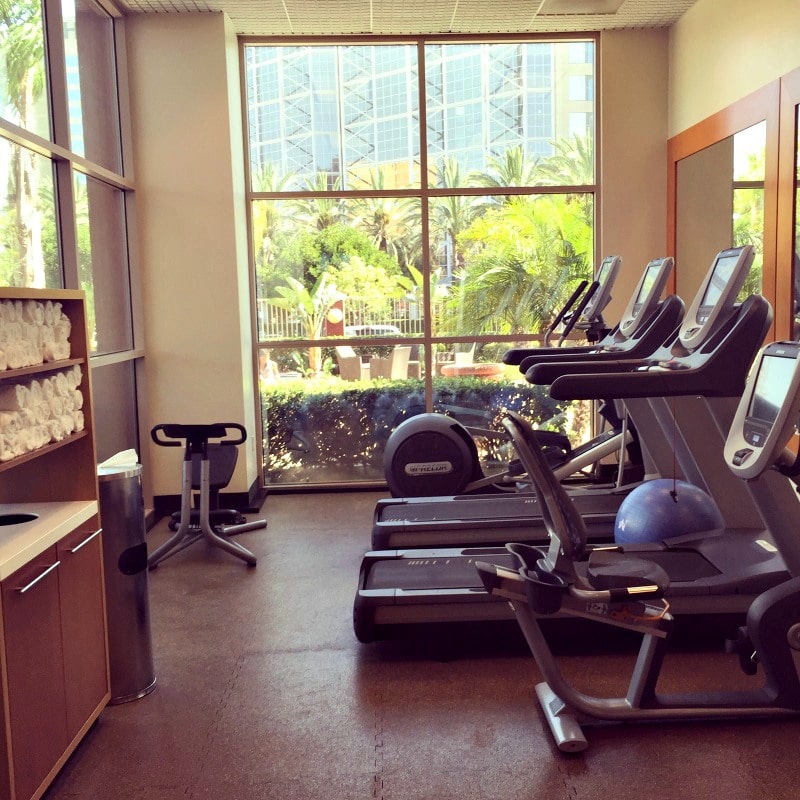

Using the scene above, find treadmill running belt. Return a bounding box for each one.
[366,554,517,590]
[364,548,719,593]
[378,491,624,523]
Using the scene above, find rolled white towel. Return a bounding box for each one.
[54,372,69,397]
[32,401,50,424]
[18,407,36,429]
[5,343,26,370]
[28,380,43,404]
[23,339,41,367]
[48,395,64,418]
[74,389,83,409]
[43,300,56,326]
[62,394,75,413]
[0,433,14,461]
[41,376,54,399]
[0,301,10,322]
[0,324,9,347]
[0,411,22,435]
[66,364,82,390]
[0,383,31,410]
[54,315,71,342]
[2,300,17,323]
[47,417,65,442]
[45,340,71,361]
[0,348,6,371]
[60,413,75,436]
[30,424,49,450]
[72,409,84,432]
[21,300,45,326]
[15,427,32,454]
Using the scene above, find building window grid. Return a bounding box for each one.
[247,40,594,190]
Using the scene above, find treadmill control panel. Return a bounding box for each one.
[725,341,800,480]
[678,246,753,352]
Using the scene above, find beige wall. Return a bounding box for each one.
[126,12,258,497]
[598,29,669,322]
[668,0,800,136]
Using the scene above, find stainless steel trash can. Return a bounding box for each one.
[97,463,157,703]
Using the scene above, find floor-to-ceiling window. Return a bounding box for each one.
[243,36,597,487]
[0,0,140,462]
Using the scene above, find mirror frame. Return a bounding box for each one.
[667,81,781,339]
[777,67,800,340]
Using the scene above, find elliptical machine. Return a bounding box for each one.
[476,339,800,752]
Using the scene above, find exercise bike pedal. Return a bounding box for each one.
[725,627,759,676]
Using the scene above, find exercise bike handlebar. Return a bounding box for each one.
[151,422,248,450]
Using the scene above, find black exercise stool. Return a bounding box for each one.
[148,423,266,568]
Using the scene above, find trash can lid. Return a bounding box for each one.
[97,463,142,481]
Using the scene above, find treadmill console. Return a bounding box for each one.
[617,257,674,336]
[579,255,621,325]
[724,341,800,480]
[678,245,754,352]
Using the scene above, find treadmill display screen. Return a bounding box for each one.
[633,263,661,311]
[699,254,740,311]
[748,354,795,425]
[596,257,614,287]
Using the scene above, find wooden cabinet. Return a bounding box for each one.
[57,526,108,740]
[2,547,69,800]
[0,287,109,800]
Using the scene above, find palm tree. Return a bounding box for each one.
[349,167,418,268]
[428,157,480,281]
[0,0,48,287]
[290,172,346,231]
[443,195,589,336]
[537,133,595,186]
[470,144,543,190]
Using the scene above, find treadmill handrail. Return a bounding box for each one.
[518,294,684,374]
[545,295,772,400]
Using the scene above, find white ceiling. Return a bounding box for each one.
[114,0,699,37]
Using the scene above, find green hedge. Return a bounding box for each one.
[261,377,567,482]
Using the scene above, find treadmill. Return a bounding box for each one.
[354,246,793,643]
[372,257,681,550]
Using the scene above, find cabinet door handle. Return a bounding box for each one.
[18,561,60,594]
[69,528,101,554]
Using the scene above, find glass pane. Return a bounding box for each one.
[429,193,594,336]
[260,343,425,484]
[74,172,132,353]
[425,41,595,187]
[245,44,420,191]
[260,339,590,487]
[253,196,423,353]
[90,360,139,462]
[62,0,122,171]
[0,137,60,287]
[0,0,50,139]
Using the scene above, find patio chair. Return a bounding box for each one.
[370,345,411,380]
[335,346,370,380]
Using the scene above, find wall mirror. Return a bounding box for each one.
[668,82,780,338]
[675,120,766,302]
[793,104,799,335]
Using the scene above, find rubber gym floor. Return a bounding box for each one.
[45,491,799,800]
